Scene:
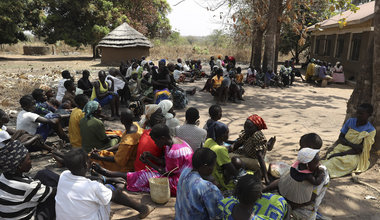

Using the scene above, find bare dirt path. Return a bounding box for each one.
[1,54,379,219]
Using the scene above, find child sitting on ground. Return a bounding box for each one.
[55,148,153,219]
[16,95,69,143]
[1,109,53,152]
[203,104,223,135]
[56,70,73,103]
[62,80,77,108]
[32,88,57,116]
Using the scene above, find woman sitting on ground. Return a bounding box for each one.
[230,114,275,184]
[332,62,345,83]
[264,148,328,219]
[92,124,193,196]
[79,101,120,153]
[90,110,143,172]
[175,148,224,219]
[203,121,238,191]
[91,70,120,119]
[219,173,288,220]
[135,105,166,171]
[158,100,180,136]
[211,68,228,104]
[322,103,376,178]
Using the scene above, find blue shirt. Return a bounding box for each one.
[175,167,223,220]
[35,102,55,116]
[340,118,375,134]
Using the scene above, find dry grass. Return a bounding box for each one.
[0,41,92,55]
[149,43,251,63]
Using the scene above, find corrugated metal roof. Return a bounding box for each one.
[309,1,374,31]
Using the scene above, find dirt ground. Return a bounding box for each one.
[0,54,379,220]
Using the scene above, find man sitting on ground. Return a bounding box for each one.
[176,107,207,151]
[55,148,153,219]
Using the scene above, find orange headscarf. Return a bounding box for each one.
[247,114,267,130]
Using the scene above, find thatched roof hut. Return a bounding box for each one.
[97,23,152,65]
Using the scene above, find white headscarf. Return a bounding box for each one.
[139,104,160,128]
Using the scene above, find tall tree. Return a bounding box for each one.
[32,0,171,58]
[262,0,280,72]
[0,0,27,44]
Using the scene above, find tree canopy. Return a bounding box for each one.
[0,0,171,57]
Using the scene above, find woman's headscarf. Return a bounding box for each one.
[0,140,28,174]
[158,100,173,115]
[83,101,99,119]
[247,114,267,130]
[139,104,160,128]
[207,121,228,140]
[39,84,51,92]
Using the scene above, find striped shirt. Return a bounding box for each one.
[0,173,54,220]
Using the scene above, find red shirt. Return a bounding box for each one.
[134,129,164,171]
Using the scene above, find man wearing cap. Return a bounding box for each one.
[0,141,58,219]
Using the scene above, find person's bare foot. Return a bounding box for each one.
[138,205,155,219]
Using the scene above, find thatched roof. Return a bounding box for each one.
[309,1,374,31]
[97,23,152,48]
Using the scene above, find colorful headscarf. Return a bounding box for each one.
[159,59,166,65]
[83,101,100,119]
[208,121,228,141]
[0,140,28,174]
[247,114,267,130]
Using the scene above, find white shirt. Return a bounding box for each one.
[183,64,190,72]
[106,75,125,93]
[56,79,69,102]
[173,70,183,81]
[0,125,11,147]
[216,59,222,69]
[175,124,207,151]
[16,110,40,135]
[55,170,112,220]
[126,66,133,78]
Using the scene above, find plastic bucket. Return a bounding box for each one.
[149,177,170,204]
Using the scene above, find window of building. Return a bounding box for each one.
[351,38,361,61]
[336,38,344,58]
[324,39,332,56]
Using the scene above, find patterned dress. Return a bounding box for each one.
[218,194,288,220]
[126,138,193,196]
[234,130,267,159]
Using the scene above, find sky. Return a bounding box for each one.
[167,0,230,36]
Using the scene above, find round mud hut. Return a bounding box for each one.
[97,23,152,65]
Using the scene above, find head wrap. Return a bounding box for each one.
[297,148,320,164]
[0,126,11,148]
[207,121,228,141]
[141,60,148,67]
[142,71,149,77]
[0,140,28,174]
[139,104,160,128]
[158,100,173,115]
[83,101,100,119]
[247,114,267,130]
[159,59,166,65]
[39,84,52,91]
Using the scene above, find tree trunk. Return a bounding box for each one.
[92,44,100,59]
[371,0,380,154]
[250,30,256,67]
[262,0,280,72]
[343,0,380,163]
[254,28,264,69]
[274,18,282,72]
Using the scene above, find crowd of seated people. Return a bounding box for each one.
[0,54,373,219]
[305,58,345,86]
